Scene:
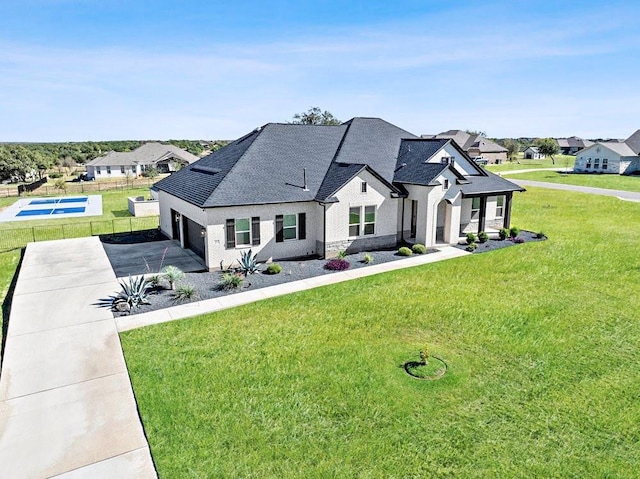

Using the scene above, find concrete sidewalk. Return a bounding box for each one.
[117,246,470,333]
[0,237,156,478]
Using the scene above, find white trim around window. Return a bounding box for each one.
[348,205,376,237]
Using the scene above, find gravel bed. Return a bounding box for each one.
[453,230,546,254]
[115,248,437,317]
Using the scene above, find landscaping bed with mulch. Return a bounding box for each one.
[114,248,437,317]
[453,230,546,254]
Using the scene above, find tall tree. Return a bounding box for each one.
[465,129,487,138]
[535,138,560,164]
[503,139,521,163]
[291,107,341,125]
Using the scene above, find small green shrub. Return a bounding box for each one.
[478,231,489,243]
[173,285,197,302]
[465,242,478,252]
[466,232,477,245]
[219,272,243,290]
[398,246,413,256]
[419,346,430,364]
[161,265,185,290]
[265,263,282,275]
[49,172,63,178]
[499,228,509,240]
[509,226,520,238]
[148,274,162,288]
[363,253,374,264]
[337,250,347,259]
[411,244,427,255]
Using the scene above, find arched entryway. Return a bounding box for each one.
[435,200,451,244]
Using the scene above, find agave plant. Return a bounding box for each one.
[113,275,150,310]
[161,265,185,290]
[237,249,259,275]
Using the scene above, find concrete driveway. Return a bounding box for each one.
[0,237,156,478]
[101,237,205,277]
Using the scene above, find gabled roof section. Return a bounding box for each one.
[315,162,401,202]
[154,124,349,207]
[87,142,198,167]
[625,129,640,154]
[427,130,506,154]
[459,171,525,196]
[153,129,261,206]
[333,117,417,182]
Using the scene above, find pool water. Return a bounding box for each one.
[17,207,86,217]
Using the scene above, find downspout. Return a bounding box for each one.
[322,202,327,259]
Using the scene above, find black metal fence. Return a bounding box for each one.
[0,178,156,198]
[0,216,160,251]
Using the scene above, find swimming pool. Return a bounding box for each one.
[0,195,103,222]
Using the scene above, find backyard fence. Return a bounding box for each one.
[0,216,160,251]
[17,177,48,196]
[0,178,156,198]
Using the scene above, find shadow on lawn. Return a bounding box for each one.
[1,248,25,365]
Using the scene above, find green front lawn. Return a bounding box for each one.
[507,170,640,192]
[486,154,575,172]
[121,188,640,478]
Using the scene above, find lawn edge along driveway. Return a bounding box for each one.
[0,237,156,479]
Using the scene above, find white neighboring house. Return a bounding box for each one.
[153,118,524,270]
[573,130,640,175]
[85,142,198,179]
[524,147,545,160]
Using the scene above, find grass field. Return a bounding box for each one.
[507,170,640,192]
[485,154,575,172]
[120,188,640,478]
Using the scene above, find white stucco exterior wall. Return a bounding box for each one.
[204,201,323,268]
[324,170,399,256]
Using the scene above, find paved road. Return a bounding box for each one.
[0,237,156,478]
[510,179,640,202]
[497,167,570,175]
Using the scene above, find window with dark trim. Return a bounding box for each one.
[349,207,360,236]
[235,218,251,246]
[283,214,297,240]
[361,181,367,193]
[471,197,480,220]
[96,166,101,174]
[594,158,600,169]
[275,213,306,242]
[586,158,592,168]
[602,158,608,170]
[364,205,375,235]
[120,166,125,174]
[106,166,111,174]
[226,217,260,248]
[496,196,504,217]
[443,179,449,190]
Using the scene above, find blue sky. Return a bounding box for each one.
[1,0,639,141]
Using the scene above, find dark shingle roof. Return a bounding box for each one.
[154,118,523,208]
[459,171,525,196]
[393,139,450,185]
[334,117,417,182]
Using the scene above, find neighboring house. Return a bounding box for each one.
[555,136,594,155]
[86,142,198,178]
[153,118,524,269]
[573,129,640,175]
[524,146,545,160]
[422,130,508,164]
